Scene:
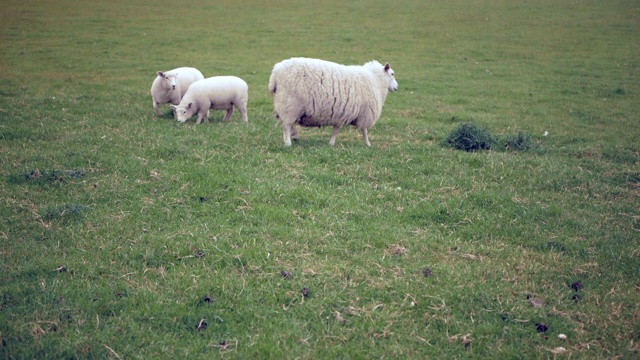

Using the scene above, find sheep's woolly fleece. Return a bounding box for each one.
[172,76,249,124]
[268,57,398,146]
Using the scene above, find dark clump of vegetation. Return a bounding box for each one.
[41,204,89,222]
[444,122,494,152]
[445,123,541,153]
[6,169,85,185]
[502,132,533,151]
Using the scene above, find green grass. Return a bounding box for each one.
[1,0,639,358]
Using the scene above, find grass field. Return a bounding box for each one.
[1,0,639,358]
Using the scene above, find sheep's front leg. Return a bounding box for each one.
[361,128,371,147]
[153,101,163,116]
[195,110,208,125]
[329,126,341,146]
[223,107,234,122]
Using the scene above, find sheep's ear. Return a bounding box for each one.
[170,105,177,110]
[157,71,164,77]
[187,103,193,109]
[384,63,391,72]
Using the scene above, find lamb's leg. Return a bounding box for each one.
[236,102,249,123]
[223,107,234,122]
[329,126,341,146]
[291,125,298,141]
[361,128,371,147]
[196,110,208,125]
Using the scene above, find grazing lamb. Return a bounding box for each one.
[171,76,249,124]
[268,57,398,146]
[150,67,204,116]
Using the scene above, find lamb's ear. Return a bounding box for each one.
[187,102,193,109]
[157,71,164,77]
[384,63,391,72]
[170,105,178,110]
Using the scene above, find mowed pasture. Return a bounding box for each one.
[0,0,638,358]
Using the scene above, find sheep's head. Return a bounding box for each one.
[384,63,398,92]
[171,103,195,123]
[157,71,178,90]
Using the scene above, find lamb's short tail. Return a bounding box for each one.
[268,72,277,96]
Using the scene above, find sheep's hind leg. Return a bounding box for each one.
[283,122,293,146]
[329,126,341,146]
[361,128,371,147]
[236,102,249,123]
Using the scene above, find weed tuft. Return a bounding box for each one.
[501,132,534,152]
[444,122,494,151]
[7,169,85,185]
[41,204,89,222]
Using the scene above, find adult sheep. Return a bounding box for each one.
[150,67,204,116]
[171,76,249,124]
[268,57,398,146]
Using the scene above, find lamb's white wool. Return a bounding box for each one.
[268,57,398,146]
[171,76,249,124]
[150,67,204,116]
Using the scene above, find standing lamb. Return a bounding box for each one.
[268,57,398,146]
[150,67,204,116]
[171,76,249,124]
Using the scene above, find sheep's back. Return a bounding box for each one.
[185,77,248,104]
[175,68,205,90]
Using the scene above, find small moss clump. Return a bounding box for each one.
[445,123,494,152]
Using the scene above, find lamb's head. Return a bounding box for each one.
[170,103,195,123]
[157,71,178,90]
[383,62,398,92]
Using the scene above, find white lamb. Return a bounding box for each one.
[268,57,398,146]
[171,76,249,124]
[150,67,204,116]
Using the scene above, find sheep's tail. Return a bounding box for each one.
[268,72,277,96]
